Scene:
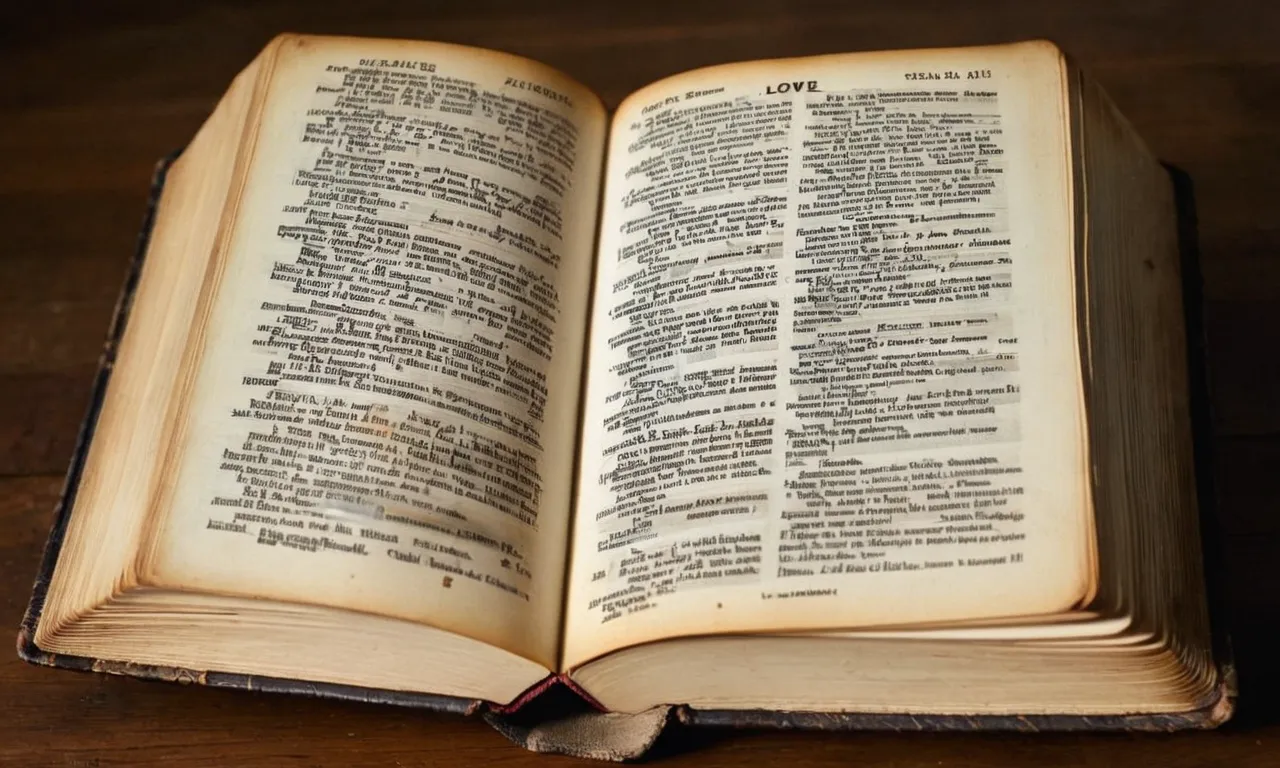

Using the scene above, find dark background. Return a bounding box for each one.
[1,1,1277,765]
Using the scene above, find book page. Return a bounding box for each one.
[144,35,605,669]
[564,42,1092,668]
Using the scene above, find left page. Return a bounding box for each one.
[141,35,606,669]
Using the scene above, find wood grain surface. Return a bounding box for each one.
[2,1,1277,764]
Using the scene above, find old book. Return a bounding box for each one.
[20,34,1232,758]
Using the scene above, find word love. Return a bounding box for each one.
[764,80,819,94]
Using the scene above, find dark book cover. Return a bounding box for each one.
[17,154,1235,761]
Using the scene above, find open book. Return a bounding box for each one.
[25,33,1229,734]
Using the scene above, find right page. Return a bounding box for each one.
[564,42,1093,669]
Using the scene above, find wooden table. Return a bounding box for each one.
[2,1,1277,765]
